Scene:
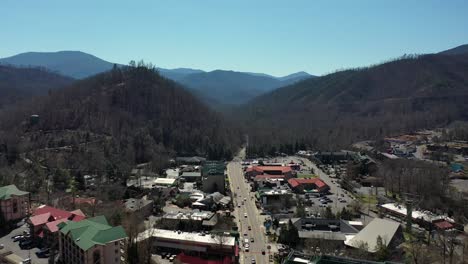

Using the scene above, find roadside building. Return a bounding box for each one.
[154,177,177,187]
[345,218,402,253]
[180,171,202,182]
[137,228,237,264]
[380,203,457,230]
[254,175,286,189]
[124,196,154,218]
[288,178,329,194]
[0,185,29,222]
[201,161,226,194]
[166,168,180,179]
[257,188,294,211]
[245,166,294,180]
[58,215,127,264]
[285,218,358,248]
[160,210,218,231]
[282,250,400,264]
[28,205,86,245]
[176,156,207,165]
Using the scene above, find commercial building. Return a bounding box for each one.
[58,216,127,264]
[288,218,358,245]
[288,178,329,194]
[28,205,86,245]
[201,161,226,194]
[180,171,202,182]
[161,210,218,230]
[380,203,457,230]
[245,166,294,179]
[0,185,29,222]
[345,218,402,253]
[124,197,153,218]
[137,228,237,264]
[154,178,177,187]
[282,250,401,264]
[254,174,286,189]
[257,187,294,210]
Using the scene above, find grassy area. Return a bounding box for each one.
[357,194,378,205]
[297,174,318,178]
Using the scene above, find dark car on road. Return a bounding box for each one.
[36,248,50,258]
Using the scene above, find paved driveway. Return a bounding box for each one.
[0,224,48,264]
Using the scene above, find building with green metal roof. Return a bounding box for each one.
[201,161,226,194]
[58,216,127,264]
[0,184,29,222]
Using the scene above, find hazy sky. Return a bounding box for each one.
[2,0,468,76]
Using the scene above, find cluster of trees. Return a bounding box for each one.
[278,219,299,247]
[246,140,307,158]
[377,159,468,221]
[0,63,242,193]
[240,53,468,153]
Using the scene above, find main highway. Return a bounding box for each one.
[228,149,270,264]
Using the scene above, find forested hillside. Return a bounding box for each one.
[177,70,312,105]
[0,65,73,108]
[241,54,468,156]
[0,65,241,185]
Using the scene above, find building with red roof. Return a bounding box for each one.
[288,178,329,194]
[27,205,86,245]
[245,166,294,179]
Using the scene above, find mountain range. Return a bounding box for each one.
[0,65,241,173]
[241,47,468,154]
[0,51,312,105]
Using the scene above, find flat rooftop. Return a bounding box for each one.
[137,228,235,246]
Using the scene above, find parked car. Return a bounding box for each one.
[12,235,23,242]
[36,248,50,258]
[19,240,35,249]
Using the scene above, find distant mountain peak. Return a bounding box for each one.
[439,44,468,55]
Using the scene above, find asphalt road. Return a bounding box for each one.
[228,155,270,264]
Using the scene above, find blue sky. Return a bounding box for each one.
[2,0,468,76]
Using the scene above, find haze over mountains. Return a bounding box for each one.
[0,51,312,105]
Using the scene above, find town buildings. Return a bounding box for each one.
[288,178,329,194]
[124,197,153,218]
[0,185,29,222]
[201,161,226,194]
[28,205,86,245]
[137,228,237,264]
[58,216,127,264]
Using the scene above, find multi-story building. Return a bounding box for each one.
[58,216,127,264]
[201,161,226,194]
[0,185,29,222]
[28,205,86,245]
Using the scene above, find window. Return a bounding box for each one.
[12,200,18,213]
[93,250,101,264]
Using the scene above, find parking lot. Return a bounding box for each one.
[0,223,48,264]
